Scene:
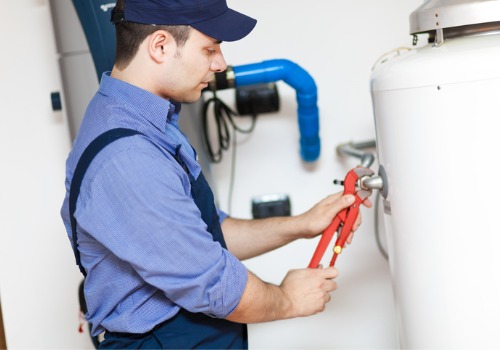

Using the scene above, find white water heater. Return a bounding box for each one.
[370,0,500,347]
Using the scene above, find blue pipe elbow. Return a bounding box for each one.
[232,59,320,162]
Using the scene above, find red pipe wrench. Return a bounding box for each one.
[308,167,374,268]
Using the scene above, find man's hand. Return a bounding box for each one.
[222,191,372,260]
[226,267,339,323]
[297,193,372,243]
[280,266,338,317]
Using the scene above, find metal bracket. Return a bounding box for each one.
[434,28,444,47]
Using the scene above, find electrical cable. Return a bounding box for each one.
[374,190,389,260]
[371,47,413,71]
[202,91,257,163]
[227,131,237,214]
[202,91,258,214]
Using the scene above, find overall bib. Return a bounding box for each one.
[70,128,248,349]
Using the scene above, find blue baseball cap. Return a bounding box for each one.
[117,0,257,42]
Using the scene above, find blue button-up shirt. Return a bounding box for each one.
[60,73,248,336]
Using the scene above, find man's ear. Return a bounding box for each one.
[149,30,172,63]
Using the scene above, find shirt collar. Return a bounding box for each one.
[99,72,181,132]
[167,100,182,126]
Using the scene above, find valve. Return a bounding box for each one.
[360,165,388,199]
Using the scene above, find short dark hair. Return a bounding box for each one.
[114,0,192,70]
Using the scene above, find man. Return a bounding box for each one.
[60,0,370,348]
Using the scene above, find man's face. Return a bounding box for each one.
[161,29,227,102]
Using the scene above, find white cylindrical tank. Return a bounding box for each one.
[370,1,500,347]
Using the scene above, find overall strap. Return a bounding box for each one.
[69,128,143,276]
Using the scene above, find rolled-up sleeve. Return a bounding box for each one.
[217,208,229,224]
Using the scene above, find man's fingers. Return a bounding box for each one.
[324,279,337,292]
[318,266,338,279]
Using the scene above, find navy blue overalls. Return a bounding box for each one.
[69,128,248,349]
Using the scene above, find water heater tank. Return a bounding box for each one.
[371,0,500,347]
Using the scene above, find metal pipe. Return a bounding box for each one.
[336,140,376,168]
[335,139,388,261]
[361,175,384,190]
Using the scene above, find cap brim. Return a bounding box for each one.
[191,8,257,42]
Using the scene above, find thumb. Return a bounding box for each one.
[338,194,355,209]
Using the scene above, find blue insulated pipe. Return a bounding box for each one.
[233,59,320,162]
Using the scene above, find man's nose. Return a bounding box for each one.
[212,53,227,73]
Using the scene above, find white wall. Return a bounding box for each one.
[0,0,421,348]
[0,1,94,348]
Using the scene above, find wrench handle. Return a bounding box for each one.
[308,215,342,268]
[329,204,360,266]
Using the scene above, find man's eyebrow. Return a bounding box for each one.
[213,40,222,44]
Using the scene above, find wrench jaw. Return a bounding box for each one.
[355,168,375,193]
[353,167,375,178]
[352,167,374,203]
[308,167,375,269]
[355,189,372,202]
[338,168,375,194]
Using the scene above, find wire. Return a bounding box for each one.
[202,91,258,214]
[227,131,237,214]
[374,190,389,260]
[202,91,257,163]
[371,47,413,71]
